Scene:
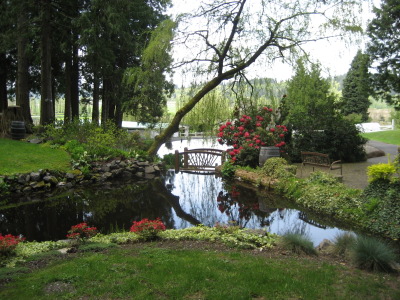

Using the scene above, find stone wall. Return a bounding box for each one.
[0,158,164,197]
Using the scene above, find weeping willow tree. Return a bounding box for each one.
[146,0,365,156]
[177,88,232,133]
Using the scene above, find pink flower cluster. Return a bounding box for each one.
[0,233,25,256]
[66,223,98,240]
[217,107,287,163]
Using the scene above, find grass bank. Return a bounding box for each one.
[362,129,400,145]
[1,241,399,299]
[0,138,71,176]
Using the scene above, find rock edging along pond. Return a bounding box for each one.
[0,158,164,197]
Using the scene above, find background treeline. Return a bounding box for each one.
[0,0,172,127]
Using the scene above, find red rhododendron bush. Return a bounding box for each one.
[217,106,287,167]
[130,218,166,241]
[0,234,25,257]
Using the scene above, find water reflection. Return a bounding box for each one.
[0,170,347,245]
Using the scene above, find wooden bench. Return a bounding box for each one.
[300,151,342,176]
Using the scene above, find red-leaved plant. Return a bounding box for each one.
[217,106,287,167]
[67,223,98,243]
[130,218,166,240]
[0,233,25,257]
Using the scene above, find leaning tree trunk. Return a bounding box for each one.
[147,76,226,156]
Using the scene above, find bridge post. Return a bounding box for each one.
[174,150,180,173]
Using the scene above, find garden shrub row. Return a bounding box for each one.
[261,158,400,241]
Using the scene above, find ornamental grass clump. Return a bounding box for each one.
[0,234,25,257]
[67,223,98,244]
[217,106,287,167]
[130,218,166,241]
[350,236,397,273]
[280,232,317,256]
[332,232,356,258]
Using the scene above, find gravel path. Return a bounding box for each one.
[297,140,399,190]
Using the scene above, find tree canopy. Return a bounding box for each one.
[367,0,400,109]
[146,0,365,156]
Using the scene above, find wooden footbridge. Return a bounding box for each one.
[174,148,226,174]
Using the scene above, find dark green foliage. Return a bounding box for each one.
[359,180,400,240]
[285,60,367,162]
[351,236,397,273]
[341,50,371,121]
[280,233,317,256]
[290,117,367,162]
[367,0,400,108]
[221,161,237,179]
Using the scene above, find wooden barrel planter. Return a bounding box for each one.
[259,146,280,167]
[10,121,26,140]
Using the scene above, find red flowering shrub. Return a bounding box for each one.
[130,218,166,240]
[217,106,287,167]
[67,223,98,242]
[0,233,25,256]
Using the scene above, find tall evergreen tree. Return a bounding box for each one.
[367,0,400,108]
[341,50,371,122]
[285,59,337,131]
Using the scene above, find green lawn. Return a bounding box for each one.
[0,243,398,299]
[0,138,71,175]
[362,129,400,145]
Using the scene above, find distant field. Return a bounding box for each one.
[0,138,71,175]
[362,129,400,146]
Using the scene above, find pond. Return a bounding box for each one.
[0,139,349,245]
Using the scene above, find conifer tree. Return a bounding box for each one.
[341,50,371,122]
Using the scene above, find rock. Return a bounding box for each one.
[145,166,156,174]
[28,138,43,144]
[17,174,27,184]
[316,239,333,252]
[30,172,41,181]
[121,171,133,179]
[65,173,75,180]
[43,176,59,186]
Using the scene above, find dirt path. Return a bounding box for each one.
[297,140,399,190]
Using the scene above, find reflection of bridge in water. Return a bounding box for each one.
[174,148,226,174]
[298,212,328,229]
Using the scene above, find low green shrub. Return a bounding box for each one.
[332,232,356,257]
[359,180,400,240]
[306,171,341,186]
[261,157,296,179]
[351,236,397,273]
[221,161,237,179]
[279,232,317,256]
[367,163,396,183]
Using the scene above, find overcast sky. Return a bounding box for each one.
[168,0,380,83]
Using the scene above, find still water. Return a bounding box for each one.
[0,139,348,245]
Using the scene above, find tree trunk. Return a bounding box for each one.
[40,0,54,125]
[0,53,7,113]
[16,9,33,128]
[101,77,110,125]
[147,77,225,156]
[92,74,100,125]
[70,38,79,120]
[64,58,72,122]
